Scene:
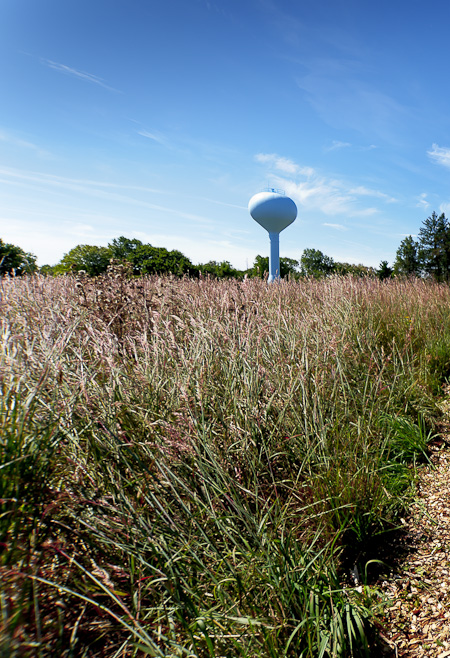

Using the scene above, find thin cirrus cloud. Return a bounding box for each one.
[298,51,413,146]
[42,59,121,92]
[0,130,51,157]
[428,143,450,168]
[348,186,397,203]
[0,166,166,196]
[138,130,173,149]
[296,60,406,140]
[137,127,238,161]
[0,166,213,224]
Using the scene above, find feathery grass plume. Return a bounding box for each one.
[1,273,449,655]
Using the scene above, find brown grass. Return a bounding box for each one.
[1,273,450,656]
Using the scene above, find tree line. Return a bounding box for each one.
[3,211,450,281]
[0,236,376,279]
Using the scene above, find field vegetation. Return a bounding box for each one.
[2,271,450,656]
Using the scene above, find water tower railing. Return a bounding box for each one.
[263,187,285,195]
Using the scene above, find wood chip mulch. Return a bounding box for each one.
[379,444,450,657]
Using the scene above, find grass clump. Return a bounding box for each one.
[1,273,449,656]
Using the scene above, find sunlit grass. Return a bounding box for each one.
[1,272,449,656]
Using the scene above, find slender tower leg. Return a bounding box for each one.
[268,231,280,283]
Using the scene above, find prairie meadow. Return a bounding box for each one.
[2,271,450,657]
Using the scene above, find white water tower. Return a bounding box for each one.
[248,189,297,282]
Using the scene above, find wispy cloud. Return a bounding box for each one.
[0,166,213,223]
[325,141,379,153]
[282,177,364,216]
[428,143,450,168]
[296,57,409,142]
[417,192,430,210]
[0,167,221,265]
[42,59,121,92]
[255,151,394,217]
[323,222,347,230]
[133,123,238,162]
[349,186,397,203]
[325,140,351,151]
[0,166,170,194]
[0,130,51,157]
[255,153,314,177]
[192,195,247,210]
[255,153,396,218]
[255,153,299,175]
[138,130,172,148]
[356,207,379,217]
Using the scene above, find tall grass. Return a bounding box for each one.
[1,273,449,656]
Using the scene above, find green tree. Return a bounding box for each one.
[418,211,450,281]
[393,235,421,277]
[280,257,301,278]
[39,264,56,276]
[198,260,242,278]
[300,248,334,277]
[334,262,376,277]
[249,255,269,278]
[377,260,393,280]
[249,255,300,278]
[54,245,112,276]
[130,244,194,276]
[108,236,143,261]
[0,239,37,275]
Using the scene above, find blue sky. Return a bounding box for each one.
[2,0,450,269]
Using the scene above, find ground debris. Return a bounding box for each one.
[380,446,450,657]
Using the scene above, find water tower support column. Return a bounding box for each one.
[268,232,280,283]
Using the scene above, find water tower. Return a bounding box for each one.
[248,189,297,282]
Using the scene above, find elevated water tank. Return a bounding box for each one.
[248,189,297,282]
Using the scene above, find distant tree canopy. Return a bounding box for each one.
[54,244,112,276]
[248,255,300,279]
[393,235,421,277]
[418,211,450,281]
[47,241,380,282]
[0,239,37,275]
[109,236,143,262]
[198,260,242,278]
[53,237,196,277]
[129,244,195,276]
[376,260,393,280]
[300,249,334,278]
[392,211,450,281]
[333,262,376,277]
